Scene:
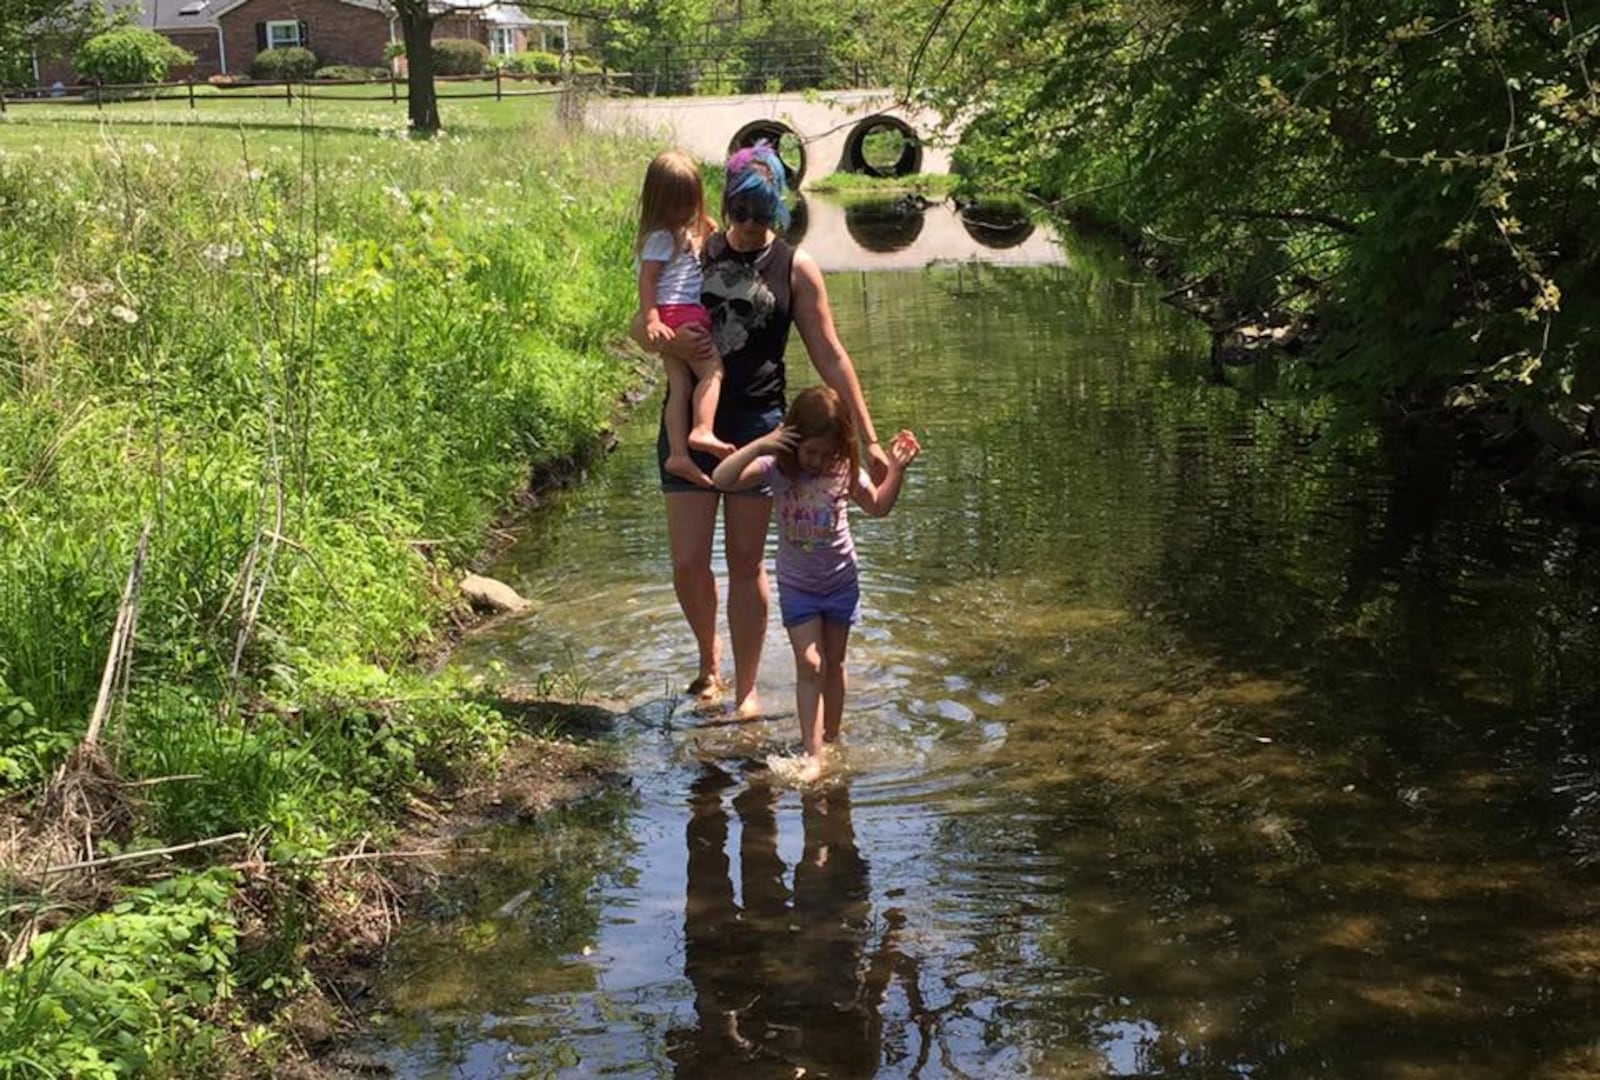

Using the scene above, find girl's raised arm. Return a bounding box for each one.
[712,427,795,490]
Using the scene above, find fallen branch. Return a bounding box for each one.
[227,847,486,872]
[41,832,248,875]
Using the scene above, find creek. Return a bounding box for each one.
[363,196,1600,1078]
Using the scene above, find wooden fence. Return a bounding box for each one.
[0,68,622,113]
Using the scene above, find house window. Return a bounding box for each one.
[489,27,515,57]
[265,20,301,48]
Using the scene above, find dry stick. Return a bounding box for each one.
[119,773,204,788]
[40,832,248,875]
[85,523,152,748]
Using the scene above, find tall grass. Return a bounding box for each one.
[0,115,640,1072]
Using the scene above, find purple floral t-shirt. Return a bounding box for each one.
[760,456,869,595]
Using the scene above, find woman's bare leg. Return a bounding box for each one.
[722,493,772,719]
[665,491,723,695]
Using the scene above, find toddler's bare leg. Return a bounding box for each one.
[662,355,712,488]
[687,352,735,458]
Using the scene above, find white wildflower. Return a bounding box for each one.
[110,304,138,324]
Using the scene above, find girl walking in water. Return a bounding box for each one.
[634,149,734,487]
[714,386,920,780]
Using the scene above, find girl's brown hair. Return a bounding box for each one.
[776,386,858,481]
[635,150,713,256]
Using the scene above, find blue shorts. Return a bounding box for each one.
[657,403,783,495]
[778,580,861,628]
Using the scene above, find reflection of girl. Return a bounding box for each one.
[714,387,920,780]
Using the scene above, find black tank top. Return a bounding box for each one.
[700,233,793,416]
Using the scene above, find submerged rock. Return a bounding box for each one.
[459,573,532,614]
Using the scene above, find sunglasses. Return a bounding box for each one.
[726,201,771,224]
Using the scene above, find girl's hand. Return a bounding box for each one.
[888,429,921,470]
[757,425,799,454]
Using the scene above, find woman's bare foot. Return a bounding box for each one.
[685,672,727,702]
[664,452,714,488]
[732,693,763,721]
[688,429,736,459]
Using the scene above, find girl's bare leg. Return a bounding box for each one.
[665,492,723,696]
[723,493,772,720]
[687,354,735,459]
[663,356,712,488]
[821,620,851,743]
[788,618,827,781]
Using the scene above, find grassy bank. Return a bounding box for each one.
[0,103,639,1075]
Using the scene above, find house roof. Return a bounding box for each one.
[160,0,391,27]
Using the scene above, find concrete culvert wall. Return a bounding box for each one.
[844,115,923,178]
[727,120,807,186]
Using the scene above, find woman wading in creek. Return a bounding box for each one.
[632,143,890,720]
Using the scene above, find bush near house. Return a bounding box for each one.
[250,46,318,81]
[432,37,489,75]
[74,26,194,85]
[508,50,560,74]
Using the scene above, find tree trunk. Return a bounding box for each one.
[399,8,438,133]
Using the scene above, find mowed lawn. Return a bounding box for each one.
[0,78,561,149]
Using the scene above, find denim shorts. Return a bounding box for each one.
[778,579,862,628]
[657,403,783,495]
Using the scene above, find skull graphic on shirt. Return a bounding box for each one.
[701,259,776,357]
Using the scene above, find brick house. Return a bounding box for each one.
[213,0,394,72]
[22,0,569,86]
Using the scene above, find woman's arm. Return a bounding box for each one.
[712,426,796,490]
[790,250,892,480]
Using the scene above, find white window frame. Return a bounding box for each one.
[488,27,515,57]
[265,20,302,49]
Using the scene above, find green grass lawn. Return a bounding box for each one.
[0,79,558,146]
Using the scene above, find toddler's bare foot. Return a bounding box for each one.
[664,452,713,488]
[688,430,736,459]
[733,693,763,721]
[796,754,825,784]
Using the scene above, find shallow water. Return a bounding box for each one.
[366,201,1600,1078]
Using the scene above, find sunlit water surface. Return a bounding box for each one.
[364,199,1600,1079]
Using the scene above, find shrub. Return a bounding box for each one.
[250,46,318,81]
[431,37,488,76]
[313,64,389,82]
[571,53,601,74]
[382,41,406,61]
[73,27,193,85]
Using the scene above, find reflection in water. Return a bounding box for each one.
[957,201,1036,249]
[370,212,1600,1079]
[844,198,927,253]
[671,770,917,1078]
